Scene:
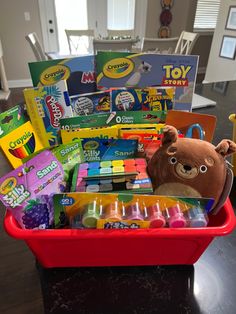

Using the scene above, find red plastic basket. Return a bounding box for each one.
[4,198,236,268]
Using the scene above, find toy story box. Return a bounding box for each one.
[96,52,199,111]
[28,55,97,96]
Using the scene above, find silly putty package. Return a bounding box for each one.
[0,150,65,229]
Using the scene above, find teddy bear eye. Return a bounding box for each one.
[200,165,208,173]
[169,157,177,165]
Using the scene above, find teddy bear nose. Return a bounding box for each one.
[183,164,192,171]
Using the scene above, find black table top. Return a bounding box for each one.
[1,82,236,314]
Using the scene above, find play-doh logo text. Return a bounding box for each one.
[45,95,64,128]
[40,65,70,85]
[103,58,134,79]
[162,65,192,86]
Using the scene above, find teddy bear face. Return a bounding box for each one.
[148,138,227,202]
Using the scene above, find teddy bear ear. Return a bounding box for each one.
[215,139,236,157]
[162,125,178,145]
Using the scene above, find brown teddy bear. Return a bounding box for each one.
[147,125,236,212]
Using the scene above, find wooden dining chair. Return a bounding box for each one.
[25,32,49,61]
[141,37,179,54]
[107,29,135,38]
[65,29,94,54]
[174,31,199,55]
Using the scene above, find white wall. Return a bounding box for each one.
[0,0,43,84]
[205,0,236,82]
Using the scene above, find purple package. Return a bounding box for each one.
[0,150,65,229]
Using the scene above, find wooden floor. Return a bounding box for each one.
[0,89,44,314]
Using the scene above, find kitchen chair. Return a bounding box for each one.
[174,31,199,55]
[93,38,134,53]
[25,32,49,61]
[107,29,135,38]
[141,37,179,54]
[65,29,94,54]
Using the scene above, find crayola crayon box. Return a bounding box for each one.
[61,126,118,144]
[24,80,73,148]
[96,51,199,111]
[0,104,29,139]
[28,55,97,96]
[60,111,166,130]
[70,90,110,115]
[0,121,44,168]
[111,87,175,111]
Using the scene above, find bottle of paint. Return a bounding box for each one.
[166,203,187,228]
[126,200,144,220]
[104,200,122,221]
[187,205,208,227]
[82,199,100,228]
[147,202,166,228]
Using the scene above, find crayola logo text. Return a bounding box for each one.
[103,58,134,79]
[40,65,70,85]
[45,96,64,128]
[9,132,32,149]
[162,65,191,86]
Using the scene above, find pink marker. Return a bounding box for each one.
[126,201,144,220]
[147,202,166,228]
[167,204,187,228]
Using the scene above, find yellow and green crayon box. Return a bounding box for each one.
[61,126,118,144]
[0,121,44,168]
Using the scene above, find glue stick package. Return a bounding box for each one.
[0,150,65,229]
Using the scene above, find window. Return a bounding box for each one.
[107,0,135,30]
[194,0,220,30]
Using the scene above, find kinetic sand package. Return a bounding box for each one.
[96,51,198,111]
[24,80,73,147]
[0,150,65,229]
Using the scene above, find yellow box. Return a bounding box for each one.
[61,126,118,144]
[0,121,44,168]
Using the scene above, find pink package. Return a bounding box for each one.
[0,150,65,229]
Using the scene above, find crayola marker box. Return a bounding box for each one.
[0,121,44,168]
[24,80,73,148]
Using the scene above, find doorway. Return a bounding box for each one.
[38,0,147,54]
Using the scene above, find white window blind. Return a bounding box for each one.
[194,0,220,30]
[107,0,135,30]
